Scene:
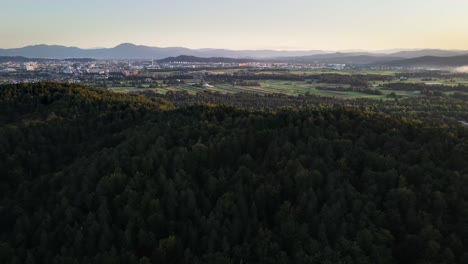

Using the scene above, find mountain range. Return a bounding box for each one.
[0,43,328,60]
[1,43,468,60]
[1,44,468,68]
[382,54,468,68]
[273,53,403,64]
[158,53,468,68]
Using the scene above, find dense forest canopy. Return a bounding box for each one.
[144,90,468,126]
[0,83,467,264]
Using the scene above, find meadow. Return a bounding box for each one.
[104,69,468,100]
[109,80,421,99]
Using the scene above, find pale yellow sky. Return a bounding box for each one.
[1,0,468,50]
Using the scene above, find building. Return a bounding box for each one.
[24,62,37,71]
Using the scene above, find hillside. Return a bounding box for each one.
[390,49,468,58]
[0,56,96,63]
[1,43,467,60]
[277,53,403,64]
[383,54,468,67]
[157,55,257,64]
[0,83,467,263]
[0,44,326,59]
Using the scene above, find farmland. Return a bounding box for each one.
[99,68,468,100]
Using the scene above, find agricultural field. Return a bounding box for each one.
[100,69,468,100]
[107,80,422,99]
[397,77,468,86]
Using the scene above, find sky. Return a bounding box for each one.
[1,0,468,51]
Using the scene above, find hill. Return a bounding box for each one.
[1,43,467,60]
[0,83,467,263]
[157,55,257,64]
[277,53,403,64]
[0,56,97,63]
[382,54,468,67]
[389,49,468,58]
[0,43,326,59]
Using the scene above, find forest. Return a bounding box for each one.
[0,83,467,264]
[383,83,468,92]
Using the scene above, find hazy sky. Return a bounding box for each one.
[1,0,468,50]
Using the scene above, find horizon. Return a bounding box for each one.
[2,42,468,53]
[2,0,468,50]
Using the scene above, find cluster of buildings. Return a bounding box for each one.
[0,57,353,85]
[157,60,348,70]
[0,59,144,84]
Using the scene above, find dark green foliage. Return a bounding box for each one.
[383,83,468,93]
[316,86,383,95]
[1,83,467,263]
[308,73,370,87]
[149,90,468,125]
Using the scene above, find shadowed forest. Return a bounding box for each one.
[0,83,467,264]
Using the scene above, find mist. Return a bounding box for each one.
[454,66,468,73]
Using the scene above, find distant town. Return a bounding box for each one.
[0,58,356,85]
[2,44,468,86]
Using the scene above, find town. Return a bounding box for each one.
[0,57,363,85]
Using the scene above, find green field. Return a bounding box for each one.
[108,79,426,100]
[102,69,468,100]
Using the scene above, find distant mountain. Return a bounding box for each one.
[0,43,326,59]
[0,43,205,60]
[279,52,375,60]
[156,53,403,65]
[0,45,86,58]
[2,44,467,65]
[317,55,403,64]
[157,55,257,64]
[382,54,468,67]
[195,49,327,58]
[276,51,468,65]
[388,49,468,58]
[0,56,96,63]
[87,43,203,60]
[371,48,421,54]
[275,52,403,64]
